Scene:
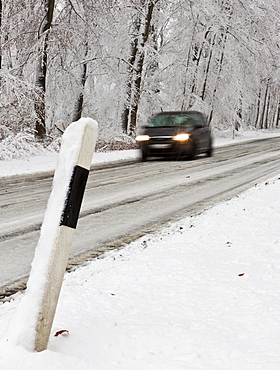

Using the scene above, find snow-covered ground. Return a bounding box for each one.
[0,129,280,369]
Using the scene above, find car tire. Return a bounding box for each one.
[188,141,197,160]
[172,152,181,161]
[141,150,148,162]
[206,141,213,157]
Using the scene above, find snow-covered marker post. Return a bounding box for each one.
[4,118,98,352]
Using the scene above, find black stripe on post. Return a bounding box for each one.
[60,165,89,229]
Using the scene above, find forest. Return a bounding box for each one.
[0,0,279,158]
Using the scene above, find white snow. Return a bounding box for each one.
[0,129,280,369]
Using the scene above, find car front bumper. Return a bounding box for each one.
[140,139,194,157]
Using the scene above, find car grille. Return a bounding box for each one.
[152,136,173,140]
[149,136,173,150]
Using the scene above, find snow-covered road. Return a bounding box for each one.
[1,136,280,295]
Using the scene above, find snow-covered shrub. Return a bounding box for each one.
[95,135,138,152]
[0,129,55,160]
[0,72,39,133]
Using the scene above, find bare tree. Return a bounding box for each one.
[121,9,141,134]
[0,0,2,71]
[72,41,88,122]
[1,0,279,146]
[35,0,55,139]
[122,0,159,137]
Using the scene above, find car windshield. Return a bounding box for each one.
[147,112,203,127]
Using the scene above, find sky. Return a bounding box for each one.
[0,127,280,369]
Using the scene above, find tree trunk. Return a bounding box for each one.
[72,43,88,122]
[34,0,55,139]
[0,0,2,71]
[181,21,197,110]
[190,42,203,96]
[122,0,157,137]
[259,80,270,129]
[121,13,141,134]
[129,1,155,136]
[275,102,280,128]
[264,92,271,129]
[201,34,216,101]
[208,28,229,126]
[255,89,261,128]
[208,1,232,126]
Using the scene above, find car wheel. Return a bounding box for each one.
[188,141,197,160]
[141,149,148,162]
[206,142,213,157]
[172,152,181,161]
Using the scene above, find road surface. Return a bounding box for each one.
[1,137,280,297]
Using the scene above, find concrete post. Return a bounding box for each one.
[34,119,98,351]
[5,118,98,352]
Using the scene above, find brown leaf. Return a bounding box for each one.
[54,330,69,337]
[238,273,245,277]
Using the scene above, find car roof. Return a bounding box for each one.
[155,111,204,115]
[153,110,205,116]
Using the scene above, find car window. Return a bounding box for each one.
[200,114,208,127]
[147,112,206,128]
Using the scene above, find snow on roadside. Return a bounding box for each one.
[0,175,280,368]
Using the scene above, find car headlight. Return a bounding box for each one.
[136,135,150,141]
[172,133,190,141]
